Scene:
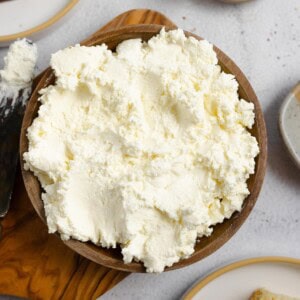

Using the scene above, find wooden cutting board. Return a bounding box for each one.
[0,9,175,300]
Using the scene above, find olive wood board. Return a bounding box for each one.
[0,9,176,300]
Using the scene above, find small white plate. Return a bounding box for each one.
[183,257,300,300]
[0,0,78,47]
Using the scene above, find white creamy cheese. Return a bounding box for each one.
[24,29,259,273]
[0,39,37,88]
[0,39,37,114]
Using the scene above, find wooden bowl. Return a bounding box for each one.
[20,25,267,273]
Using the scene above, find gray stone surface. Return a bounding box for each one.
[1,0,299,299]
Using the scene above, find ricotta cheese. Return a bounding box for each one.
[23,29,259,273]
[0,38,37,88]
[0,39,37,115]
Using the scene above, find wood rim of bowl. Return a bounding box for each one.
[20,24,267,273]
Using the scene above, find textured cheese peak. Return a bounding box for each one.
[0,39,37,87]
[24,29,259,273]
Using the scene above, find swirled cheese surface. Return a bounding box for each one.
[24,29,259,272]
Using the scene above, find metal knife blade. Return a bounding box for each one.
[0,88,31,217]
[0,89,30,217]
[0,39,37,218]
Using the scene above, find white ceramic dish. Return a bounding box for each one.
[183,257,300,300]
[0,0,78,47]
[218,0,252,3]
[279,83,300,168]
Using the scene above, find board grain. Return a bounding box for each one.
[0,9,175,299]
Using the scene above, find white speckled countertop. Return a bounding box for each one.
[1,0,299,299]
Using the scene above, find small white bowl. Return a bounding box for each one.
[218,0,252,3]
[279,83,300,168]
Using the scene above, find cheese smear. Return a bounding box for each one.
[24,29,259,273]
[0,39,37,116]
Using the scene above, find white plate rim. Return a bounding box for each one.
[0,0,78,43]
[182,256,300,300]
